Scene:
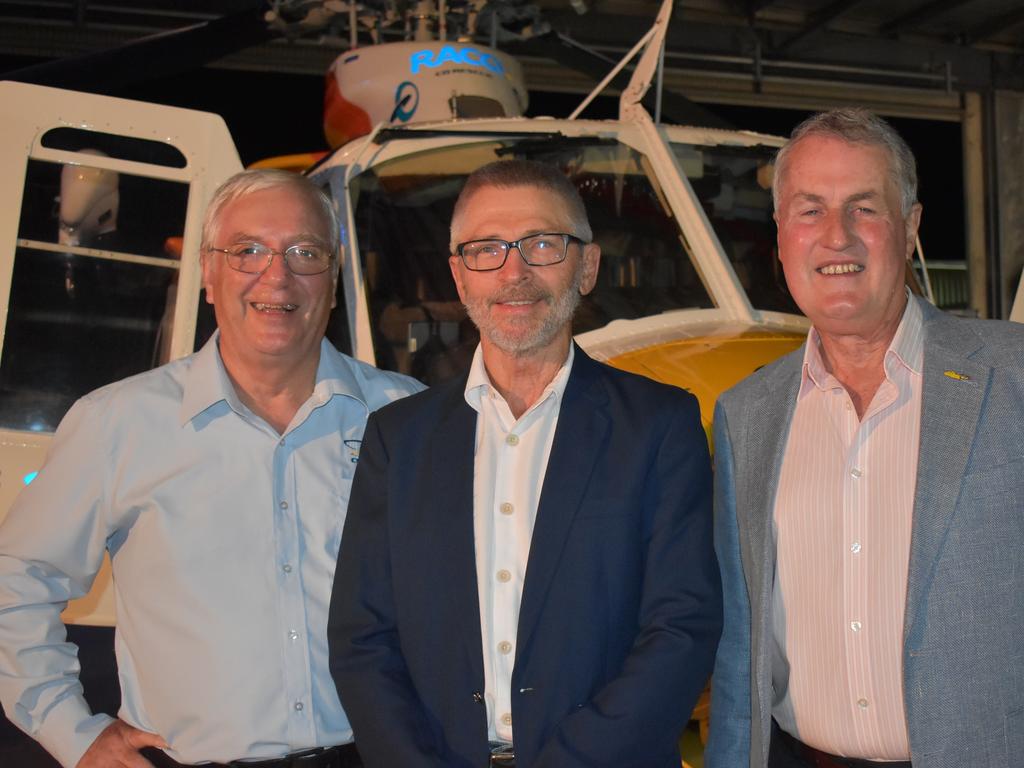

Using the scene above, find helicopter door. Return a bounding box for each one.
[0,81,242,626]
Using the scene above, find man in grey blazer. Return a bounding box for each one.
[706,107,1024,768]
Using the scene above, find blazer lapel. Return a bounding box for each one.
[904,305,988,641]
[738,351,801,737]
[516,349,610,651]
[429,382,486,685]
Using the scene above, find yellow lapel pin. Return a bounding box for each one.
[943,370,971,381]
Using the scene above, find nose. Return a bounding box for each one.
[498,244,531,281]
[257,250,293,283]
[825,211,855,249]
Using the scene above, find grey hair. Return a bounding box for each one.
[200,168,341,264]
[449,159,593,250]
[772,107,919,216]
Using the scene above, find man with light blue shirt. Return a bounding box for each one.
[0,169,423,768]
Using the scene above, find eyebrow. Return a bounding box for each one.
[791,190,881,205]
[226,232,328,245]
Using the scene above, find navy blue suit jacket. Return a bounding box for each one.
[328,346,721,768]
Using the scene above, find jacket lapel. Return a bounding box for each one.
[516,349,610,650]
[904,305,988,641]
[429,381,486,685]
[739,350,802,746]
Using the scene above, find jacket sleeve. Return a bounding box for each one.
[327,413,459,768]
[704,401,753,768]
[533,395,723,767]
[0,397,117,768]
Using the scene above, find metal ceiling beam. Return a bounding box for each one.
[962,6,1024,46]
[779,0,871,52]
[879,0,971,38]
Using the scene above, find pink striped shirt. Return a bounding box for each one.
[771,296,922,760]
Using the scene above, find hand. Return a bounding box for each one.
[76,719,169,768]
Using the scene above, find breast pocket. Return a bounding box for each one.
[960,458,1024,504]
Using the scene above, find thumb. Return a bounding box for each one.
[124,727,169,751]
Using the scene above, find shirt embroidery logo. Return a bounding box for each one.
[344,439,361,463]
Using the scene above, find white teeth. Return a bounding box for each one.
[253,302,297,311]
[818,264,864,275]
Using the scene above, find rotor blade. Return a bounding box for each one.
[5,5,272,94]
[507,32,734,129]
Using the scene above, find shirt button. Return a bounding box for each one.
[850,542,862,554]
[850,467,863,478]
[497,569,511,583]
[505,434,519,446]
[280,500,289,510]
[857,698,869,709]
[282,563,293,573]
[851,621,862,632]
[289,629,299,641]
[501,713,512,726]
[499,502,514,515]
[497,641,512,655]
[294,701,304,711]
[279,438,286,446]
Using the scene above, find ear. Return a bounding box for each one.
[903,203,923,259]
[449,254,468,302]
[578,242,600,296]
[201,250,216,305]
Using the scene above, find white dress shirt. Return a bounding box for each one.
[0,334,424,767]
[772,295,923,759]
[464,344,574,745]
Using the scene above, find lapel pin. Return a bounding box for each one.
[943,370,970,381]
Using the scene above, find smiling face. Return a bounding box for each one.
[775,134,921,344]
[202,184,337,378]
[449,184,599,359]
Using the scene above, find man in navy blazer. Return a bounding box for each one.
[706,109,1024,768]
[328,159,721,767]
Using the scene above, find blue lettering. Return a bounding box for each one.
[480,53,504,74]
[409,46,505,75]
[409,50,433,75]
[435,45,459,66]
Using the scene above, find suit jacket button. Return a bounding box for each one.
[473,691,484,704]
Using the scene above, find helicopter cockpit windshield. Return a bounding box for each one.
[337,132,796,385]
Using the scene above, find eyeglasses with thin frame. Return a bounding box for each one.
[208,242,333,276]
[455,232,585,272]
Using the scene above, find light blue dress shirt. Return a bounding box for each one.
[0,334,424,767]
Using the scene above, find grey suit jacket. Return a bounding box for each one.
[705,297,1024,768]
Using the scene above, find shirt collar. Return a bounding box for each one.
[180,333,369,425]
[799,290,924,398]
[464,343,575,414]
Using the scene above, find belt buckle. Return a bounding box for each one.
[489,743,515,767]
[285,748,329,767]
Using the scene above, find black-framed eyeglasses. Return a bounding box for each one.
[455,233,585,272]
[208,242,333,276]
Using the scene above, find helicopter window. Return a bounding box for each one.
[671,142,799,315]
[347,137,713,386]
[41,127,188,169]
[0,159,187,433]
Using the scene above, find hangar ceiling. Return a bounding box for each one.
[0,0,1022,119]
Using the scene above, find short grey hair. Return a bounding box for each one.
[201,168,341,261]
[450,159,593,250]
[772,107,918,216]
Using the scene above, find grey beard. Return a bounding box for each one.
[464,267,583,357]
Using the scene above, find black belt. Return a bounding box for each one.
[774,724,911,768]
[140,744,361,768]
